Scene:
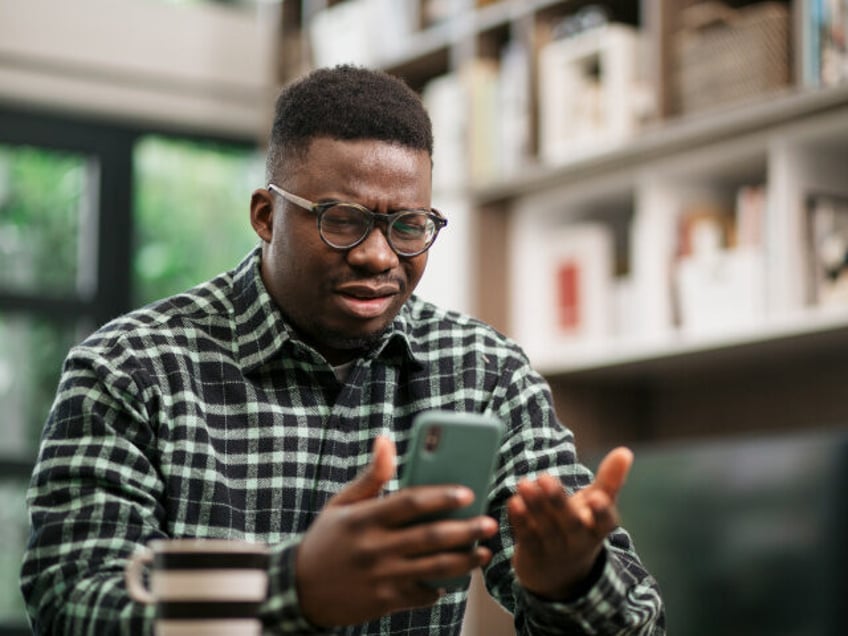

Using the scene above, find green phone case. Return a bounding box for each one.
[400,410,505,588]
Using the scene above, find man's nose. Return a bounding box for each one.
[346,224,399,272]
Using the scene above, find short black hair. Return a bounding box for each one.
[266,65,433,182]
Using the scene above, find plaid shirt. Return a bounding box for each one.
[21,247,664,635]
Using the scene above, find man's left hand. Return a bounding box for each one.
[507,446,634,601]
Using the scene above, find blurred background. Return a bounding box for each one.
[1,0,847,633]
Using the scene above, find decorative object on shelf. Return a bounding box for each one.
[806,192,848,307]
[547,223,614,343]
[549,4,611,40]
[672,1,790,115]
[673,194,767,334]
[537,21,647,163]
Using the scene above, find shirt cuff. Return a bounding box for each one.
[519,546,632,634]
[260,539,329,634]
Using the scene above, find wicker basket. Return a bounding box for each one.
[673,2,791,115]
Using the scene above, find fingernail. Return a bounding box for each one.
[453,487,474,504]
[479,517,498,533]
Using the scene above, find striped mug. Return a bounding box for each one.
[125,539,269,636]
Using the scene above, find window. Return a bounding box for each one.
[0,144,97,298]
[0,106,260,633]
[133,136,261,305]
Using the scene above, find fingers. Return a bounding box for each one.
[593,446,633,500]
[507,473,616,599]
[509,475,590,548]
[330,436,397,506]
[400,544,493,585]
[394,515,498,559]
[508,463,625,545]
[353,483,475,528]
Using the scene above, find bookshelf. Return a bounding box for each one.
[282,0,848,455]
[281,2,848,633]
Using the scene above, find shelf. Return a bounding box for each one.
[533,306,848,382]
[472,83,848,204]
[378,18,454,75]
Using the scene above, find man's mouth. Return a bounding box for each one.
[334,283,399,319]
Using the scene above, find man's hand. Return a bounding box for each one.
[295,436,499,628]
[507,446,634,601]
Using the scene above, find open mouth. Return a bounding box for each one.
[335,283,399,320]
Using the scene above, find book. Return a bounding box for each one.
[464,58,502,185]
[422,71,468,194]
[735,184,767,248]
[804,0,823,86]
[497,39,532,178]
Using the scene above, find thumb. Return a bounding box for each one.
[329,435,396,506]
[593,446,633,501]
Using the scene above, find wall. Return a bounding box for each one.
[0,0,280,138]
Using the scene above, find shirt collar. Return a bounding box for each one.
[230,246,425,374]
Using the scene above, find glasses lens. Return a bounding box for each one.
[320,204,370,248]
[389,212,436,255]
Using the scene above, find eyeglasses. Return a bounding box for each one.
[267,184,447,257]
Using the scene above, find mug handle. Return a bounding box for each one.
[125,549,155,604]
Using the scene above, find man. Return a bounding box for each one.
[21,65,664,634]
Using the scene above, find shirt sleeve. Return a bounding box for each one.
[480,352,666,635]
[19,344,313,635]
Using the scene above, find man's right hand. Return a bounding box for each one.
[295,436,498,628]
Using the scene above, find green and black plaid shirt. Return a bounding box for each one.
[21,247,663,635]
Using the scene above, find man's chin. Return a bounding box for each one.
[309,323,392,358]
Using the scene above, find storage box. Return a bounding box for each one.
[673,2,790,115]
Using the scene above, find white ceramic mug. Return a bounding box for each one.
[125,538,269,636]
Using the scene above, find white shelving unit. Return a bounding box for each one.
[284,0,848,450]
[503,86,848,375]
[284,2,848,633]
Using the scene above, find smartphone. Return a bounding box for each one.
[400,410,505,588]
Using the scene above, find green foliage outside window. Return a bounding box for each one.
[0,143,92,629]
[0,144,90,296]
[132,136,262,306]
[0,133,262,630]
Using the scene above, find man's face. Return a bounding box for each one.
[250,137,433,365]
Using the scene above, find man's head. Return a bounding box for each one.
[250,65,439,365]
[264,64,433,184]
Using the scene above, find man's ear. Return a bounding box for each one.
[250,188,274,242]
